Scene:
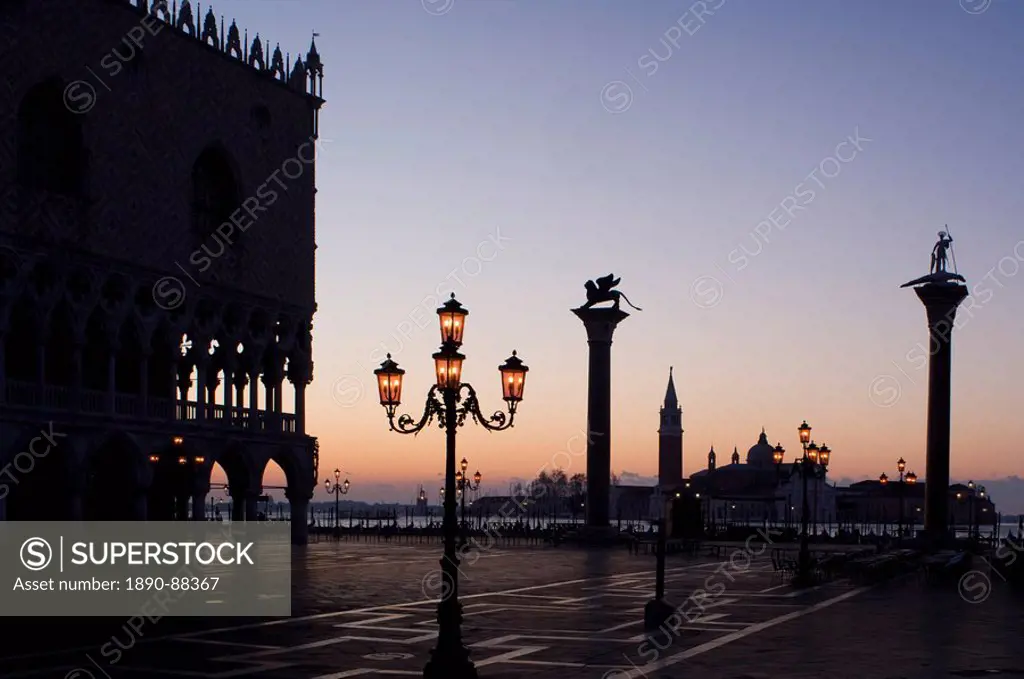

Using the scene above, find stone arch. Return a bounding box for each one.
[199,460,230,520]
[3,426,75,520]
[83,431,146,520]
[213,441,260,521]
[16,78,87,196]
[191,144,241,241]
[214,441,258,496]
[258,457,289,521]
[263,444,313,501]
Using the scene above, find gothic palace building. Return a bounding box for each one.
[0,0,325,543]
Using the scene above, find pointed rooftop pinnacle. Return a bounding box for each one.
[663,366,678,410]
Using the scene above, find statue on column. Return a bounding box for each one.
[578,274,642,311]
[931,230,954,274]
[901,228,966,288]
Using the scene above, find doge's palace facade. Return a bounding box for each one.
[0,0,325,544]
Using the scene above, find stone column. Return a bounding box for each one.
[230,490,259,521]
[194,350,208,422]
[294,382,306,434]
[244,493,259,522]
[132,491,148,521]
[289,356,310,435]
[209,376,221,421]
[37,344,46,391]
[911,282,968,542]
[263,374,275,413]
[71,342,83,411]
[0,335,6,406]
[248,370,260,430]
[262,367,281,432]
[192,491,207,520]
[175,494,190,521]
[139,350,150,418]
[222,363,234,424]
[233,372,247,427]
[273,375,283,415]
[106,344,117,414]
[287,492,310,545]
[177,363,193,420]
[572,306,630,529]
[230,492,246,521]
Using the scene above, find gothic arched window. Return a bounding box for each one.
[191,147,239,239]
[16,80,86,195]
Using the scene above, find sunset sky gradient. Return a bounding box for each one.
[208,0,1024,504]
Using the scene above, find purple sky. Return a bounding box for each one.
[204,0,1024,508]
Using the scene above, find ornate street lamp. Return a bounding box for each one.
[879,457,913,542]
[456,459,482,546]
[374,293,527,679]
[324,469,350,535]
[775,420,832,587]
[896,458,907,541]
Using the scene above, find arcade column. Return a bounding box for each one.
[288,492,310,546]
[572,306,629,529]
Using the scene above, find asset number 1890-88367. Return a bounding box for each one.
[125,576,220,591]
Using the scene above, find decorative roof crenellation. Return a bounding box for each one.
[129,0,324,99]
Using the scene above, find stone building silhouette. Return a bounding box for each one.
[0,0,325,543]
[657,367,683,490]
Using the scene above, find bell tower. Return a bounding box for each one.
[658,367,684,488]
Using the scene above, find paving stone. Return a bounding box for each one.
[0,543,1019,678]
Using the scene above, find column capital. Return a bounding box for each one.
[572,306,630,343]
[913,282,969,328]
[287,355,312,385]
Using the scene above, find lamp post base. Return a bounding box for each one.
[424,600,477,679]
[423,648,478,679]
[792,548,815,588]
[643,598,677,630]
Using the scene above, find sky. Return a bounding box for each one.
[203,0,1024,505]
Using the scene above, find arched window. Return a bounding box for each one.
[16,80,86,195]
[191,147,239,239]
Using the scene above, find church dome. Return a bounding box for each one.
[746,429,775,469]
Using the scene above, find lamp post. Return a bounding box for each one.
[774,421,831,587]
[456,459,482,547]
[905,471,917,537]
[882,460,918,541]
[374,293,528,679]
[974,484,987,540]
[967,480,975,539]
[324,469,350,535]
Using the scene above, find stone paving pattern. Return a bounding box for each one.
[0,541,1020,678]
